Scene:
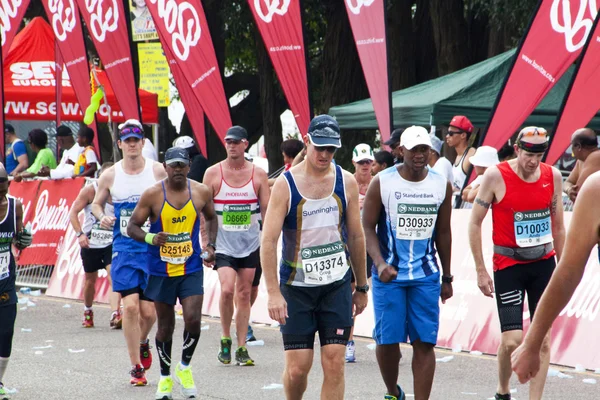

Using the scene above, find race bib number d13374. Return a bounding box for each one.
[514,208,552,248]
[301,241,349,285]
[396,203,438,240]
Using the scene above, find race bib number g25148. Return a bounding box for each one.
[222,204,251,231]
[301,241,349,285]
[396,203,438,240]
[160,233,193,264]
[514,208,552,248]
[120,209,150,237]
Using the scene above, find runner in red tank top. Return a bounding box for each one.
[468,127,565,400]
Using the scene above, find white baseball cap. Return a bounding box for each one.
[173,136,195,149]
[352,143,374,162]
[400,126,432,150]
[470,146,500,167]
[118,119,143,130]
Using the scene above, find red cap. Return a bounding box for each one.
[449,115,474,134]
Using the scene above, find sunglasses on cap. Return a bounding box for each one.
[518,127,548,139]
[120,126,143,136]
[314,146,337,154]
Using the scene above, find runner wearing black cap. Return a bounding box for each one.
[384,128,405,164]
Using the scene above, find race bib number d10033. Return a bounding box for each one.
[396,203,438,240]
[301,241,349,285]
[120,209,150,237]
[222,204,251,231]
[160,233,193,264]
[514,209,552,248]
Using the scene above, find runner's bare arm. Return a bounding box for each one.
[575,151,600,189]
[462,147,477,173]
[202,165,219,196]
[260,176,290,324]
[91,166,115,228]
[343,171,367,287]
[255,168,271,221]
[435,181,453,278]
[153,161,168,181]
[563,160,580,197]
[127,186,161,244]
[362,176,384,267]
[197,184,218,248]
[13,200,28,250]
[550,167,566,261]
[291,148,306,167]
[69,186,94,248]
[15,199,23,233]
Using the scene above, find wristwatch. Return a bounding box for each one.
[355,284,370,293]
[76,231,85,238]
[206,242,216,250]
[442,275,454,284]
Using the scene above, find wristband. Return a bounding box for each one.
[145,233,156,245]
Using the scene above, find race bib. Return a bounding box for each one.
[90,223,113,247]
[222,204,251,232]
[120,209,149,237]
[395,203,438,240]
[301,241,349,285]
[514,209,552,247]
[0,244,10,281]
[160,233,193,264]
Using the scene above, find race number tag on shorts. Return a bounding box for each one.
[514,209,552,247]
[301,241,349,285]
[222,204,251,231]
[0,243,11,281]
[160,233,193,264]
[120,209,149,237]
[90,223,113,247]
[396,203,438,240]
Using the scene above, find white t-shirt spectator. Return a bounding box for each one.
[50,143,83,179]
[143,139,158,161]
[432,157,454,184]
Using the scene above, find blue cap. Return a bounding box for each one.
[307,115,341,148]
[119,124,144,141]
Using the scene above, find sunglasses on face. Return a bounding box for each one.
[168,162,188,169]
[120,127,143,137]
[225,139,242,145]
[314,146,337,154]
[357,160,373,165]
[446,130,464,137]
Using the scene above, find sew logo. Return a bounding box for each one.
[345,0,374,15]
[550,0,598,52]
[85,0,119,42]
[0,0,23,47]
[254,0,290,23]
[149,0,201,61]
[47,0,77,41]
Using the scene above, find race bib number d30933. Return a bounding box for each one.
[396,203,438,240]
[301,241,349,285]
[160,233,193,264]
[222,204,251,231]
[514,208,552,248]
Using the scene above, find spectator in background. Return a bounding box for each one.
[384,128,404,164]
[38,125,82,179]
[270,138,304,185]
[73,127,100,177]
[429,134,454,183]
[173,135,209,183]
[4,124,29,176]
[15,129,57,181]
[371,150,394,175]
[446,115,476,192]
[563,128,600,203]
[498,143,516,162]
[461,146,499,204]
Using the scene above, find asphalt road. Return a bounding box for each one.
[3,295,599,400]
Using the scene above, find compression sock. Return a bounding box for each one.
[181,330,200,366]
[155,339,172,376]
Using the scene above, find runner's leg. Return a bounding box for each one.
[217,267,236,338]
[83,272,97,308]
[376,344,402,396]
[0,305,16,384]
[320,344,346,400]
[497,330,522,395]
[180,294,203,365]
[283,349,314,400]
[122,293,143,366]
[411,340,435,400]
[105,264,121,313]
[234,268,255,348]
[139,299,157,344]
[155,301,175,376]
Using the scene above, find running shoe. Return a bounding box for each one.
[235,346,255,366]
[82,309,94,328]
[495,394,511,400]
[140,341,153,370]
[175,362,197,398]
[345,340,356,363]
[129,364,148,386]
[384,385,405,400]
[0,382,10,400]
[110,310,122,330]
[218,337,232,364]
[155,376,173,400]
[246,325,256,342]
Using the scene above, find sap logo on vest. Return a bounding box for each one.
[172,216,187,224]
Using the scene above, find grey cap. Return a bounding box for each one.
[429,134,443,155]
[164,147,190,165]
[307,115,341,148]
[225,126,248,141]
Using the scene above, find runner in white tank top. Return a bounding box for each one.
[203,126,270,366]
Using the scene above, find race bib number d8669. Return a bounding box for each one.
[396,203,438,240]
[120,209,150,237]
[301,241,349,285]
[223,204,251,231]
[514,209,552,247]
[160,233,193,264]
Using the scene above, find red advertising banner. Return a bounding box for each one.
[482,1,599,150]
[146,0,231,143]
[248,0,310,136]
[344,0,391,142]
[0,0,31,58]
[13,178,85,266]
[46,211,111,303]
[75,0,142,121]
[545,15,600,166]
[42,2,100,151]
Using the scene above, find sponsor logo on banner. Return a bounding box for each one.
[550,0,598,52]
[86,0,119,42]
[254,0,290,23]
[10,61,71,87]
[47,0,77,41]
[31,190,70,234]
[345,0,374,15]
[149,0,201,61]
[0,0,22,46]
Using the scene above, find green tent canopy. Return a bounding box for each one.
[329,49,596,132]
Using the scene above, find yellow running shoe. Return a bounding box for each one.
[155,376,173,400]
[175,362,197,399]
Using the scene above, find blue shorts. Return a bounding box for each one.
[111,251,149,293]
[144,271,204,305]
[372,273,441,345]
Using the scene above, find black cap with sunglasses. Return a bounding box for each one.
[307,115,341,148]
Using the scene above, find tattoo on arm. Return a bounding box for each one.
[475,197,491,209]
[551,194,558,216]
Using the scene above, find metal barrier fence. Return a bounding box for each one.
[16,264,54,289]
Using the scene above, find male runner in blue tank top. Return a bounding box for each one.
[0,165,33,400]
[261,115,369,400]
[363,126,453,400]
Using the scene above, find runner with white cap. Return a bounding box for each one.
[462,146,499,204]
